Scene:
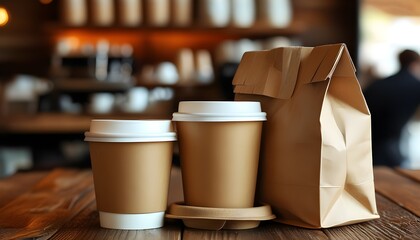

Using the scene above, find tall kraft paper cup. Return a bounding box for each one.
[84,120,176,230]
[172,101,266,208]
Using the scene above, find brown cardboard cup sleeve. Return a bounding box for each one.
[165,202,276,230]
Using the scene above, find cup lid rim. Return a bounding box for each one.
[88,119,174,135]
[91,119,171,122]
[177,101,263,115]
[84,131,176,142]
[172,112,267,122]
[84,131,176,138]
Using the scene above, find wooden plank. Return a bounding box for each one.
[183,221,329,240]
[323,194,420,239]
[374,167,420,217]
[183,193,420,240]
[49,202,182,240]
[0,171,47,207]
[0,168,95,239]
[397,168,420,183]
[1,167,418,239]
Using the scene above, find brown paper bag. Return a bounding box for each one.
[233,43,379,228]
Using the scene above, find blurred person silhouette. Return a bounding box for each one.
[364,49,420,167]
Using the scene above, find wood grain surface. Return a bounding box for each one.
[0,171,46,207]
[374,167,420,217]
[0,167,420,239]
[397,167,420,183]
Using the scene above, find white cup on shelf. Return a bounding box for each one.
[176,48,195,84]
[146,0,170,26]
[200,0,231,27]
[259,0,292,28]
[120,87,149,113]
[231,0,255,28]
[155,62,179,85]
[61,0,87,26]
[172,0,193,26]
[195,50,214,84]
[92,0,115,26]
[90,93,115,114]
[119,0,142,26]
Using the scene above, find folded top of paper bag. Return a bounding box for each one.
[233,43,356,100]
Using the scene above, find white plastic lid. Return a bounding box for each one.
[99,211,165,230]
[84,119,176,142]
[84,132,176,142]
[172,101,266,122]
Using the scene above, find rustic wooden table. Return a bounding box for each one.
[0,166,419,239]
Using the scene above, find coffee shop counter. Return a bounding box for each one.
[0,166,419,239]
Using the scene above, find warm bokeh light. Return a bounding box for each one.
[360,5,420,78]
[39,0,53,4]
[52,30,227,61]
[0,7,9,27]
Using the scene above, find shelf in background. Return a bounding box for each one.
[0,113,92,134]
[136,81,214,89]
[0,112,172,134]
[54,78,215,92]
[54,79,135,92]
[45,21,306,38]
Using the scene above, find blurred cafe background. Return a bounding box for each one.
[0,0,419,176]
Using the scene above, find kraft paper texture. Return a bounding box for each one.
[233,43,379,228]
[176,121,262,208]
[89,142,173,214]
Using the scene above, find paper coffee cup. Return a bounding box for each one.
[85,120,176,230]
[172,101,266,208]
[172,101,266,122]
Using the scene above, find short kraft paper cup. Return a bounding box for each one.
[84,120,176,230]
[172,101,266,208]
